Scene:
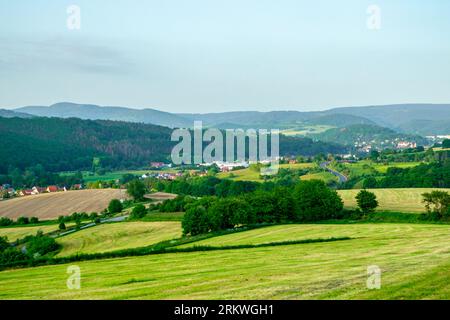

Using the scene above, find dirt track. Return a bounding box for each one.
[0,189,128,219]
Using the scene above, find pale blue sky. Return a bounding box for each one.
[1,0,450,112]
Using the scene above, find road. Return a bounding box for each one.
[320,162,348,183]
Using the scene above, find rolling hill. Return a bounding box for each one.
[9,102,450,135]
[16,102,191,128]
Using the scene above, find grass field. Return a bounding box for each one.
[56,221,181,257]
[336,161,423,178]
[300,172,337,184]
[0,224,59,242]
[338,188,450,213]
[0,189,128,220]
[217,163,316,182]
[281,125,335,136]
[0,223,448,299]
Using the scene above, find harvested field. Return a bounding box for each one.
[0,189,128,220]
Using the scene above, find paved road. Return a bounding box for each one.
[320,162,348,183]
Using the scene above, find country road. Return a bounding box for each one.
[320,162,348,183]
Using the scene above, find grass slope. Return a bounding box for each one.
[0,189,128,219]
[0,225,59,242]
[0,223,448,299]
[56,222,181,257]
[338,188,450,213]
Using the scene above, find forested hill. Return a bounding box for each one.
[0,117,174,173]
[0,117,347,173]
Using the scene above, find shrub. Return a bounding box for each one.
[16,216,29,225]
[0,236,9,252]
[30,217,39,224]
[293,180,344,221]
[25,233,60,257]
[58,222,66,231]
[356,189,379,214]
[0,217,13,227]
[108,199,123,214]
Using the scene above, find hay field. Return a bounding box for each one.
[0,223,448,299]
[338,188,450,213]
[55,221,181,257]
[0,189,128,220]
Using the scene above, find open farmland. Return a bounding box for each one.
[0,223,448,299]
[338,188,450,213]
[0,189,128,220]
[217,163,316,182]
[56,221,181,257]
[0,224,60,242]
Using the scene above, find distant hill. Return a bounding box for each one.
[311,124,428,150]
[0,109,33,118]
[0,116,347,173]
[325,104,450,130]
[0,117,174,173]
[10,102,450,135]
[16,102,192,128]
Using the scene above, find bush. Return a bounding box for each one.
[25,233,60,258]
[58,222,66,231]
[130,204,147,219]
[0,236,9,252]
[293,180,344,221]
[30,217,39,224]
[0,217,13,226]
[108,199,123,214]
[16,216,29,225]
[0,247,28,265]
[356,189,379,214]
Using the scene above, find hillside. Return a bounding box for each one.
[312,124,428,149]
[0,223,448,299]
[0,109,33,118]
[0,117,174,173]
[17,102,191,128]
[0,116,347,173]
[11,103,450,135]
[326,104,450,131]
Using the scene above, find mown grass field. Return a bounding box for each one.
[56,221,181,257]
[338,188,450,213]
[0,223,448,299]
[0,224,60,242]
[0,189,128,219]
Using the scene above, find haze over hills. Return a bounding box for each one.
[9,102,450,135]
[16,102,192,128]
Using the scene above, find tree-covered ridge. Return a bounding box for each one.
[0,117,173,173]
[312,124,428,149]
[0,116,347,174]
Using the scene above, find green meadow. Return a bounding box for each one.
[0,223,448,299]
[338,188,450,213]
[56,222,181,257]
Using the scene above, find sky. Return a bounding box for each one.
[1,0,450,113]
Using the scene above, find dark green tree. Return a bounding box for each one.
[355,189,379,214]
[127,180,147,201]
[108,199,123,214]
